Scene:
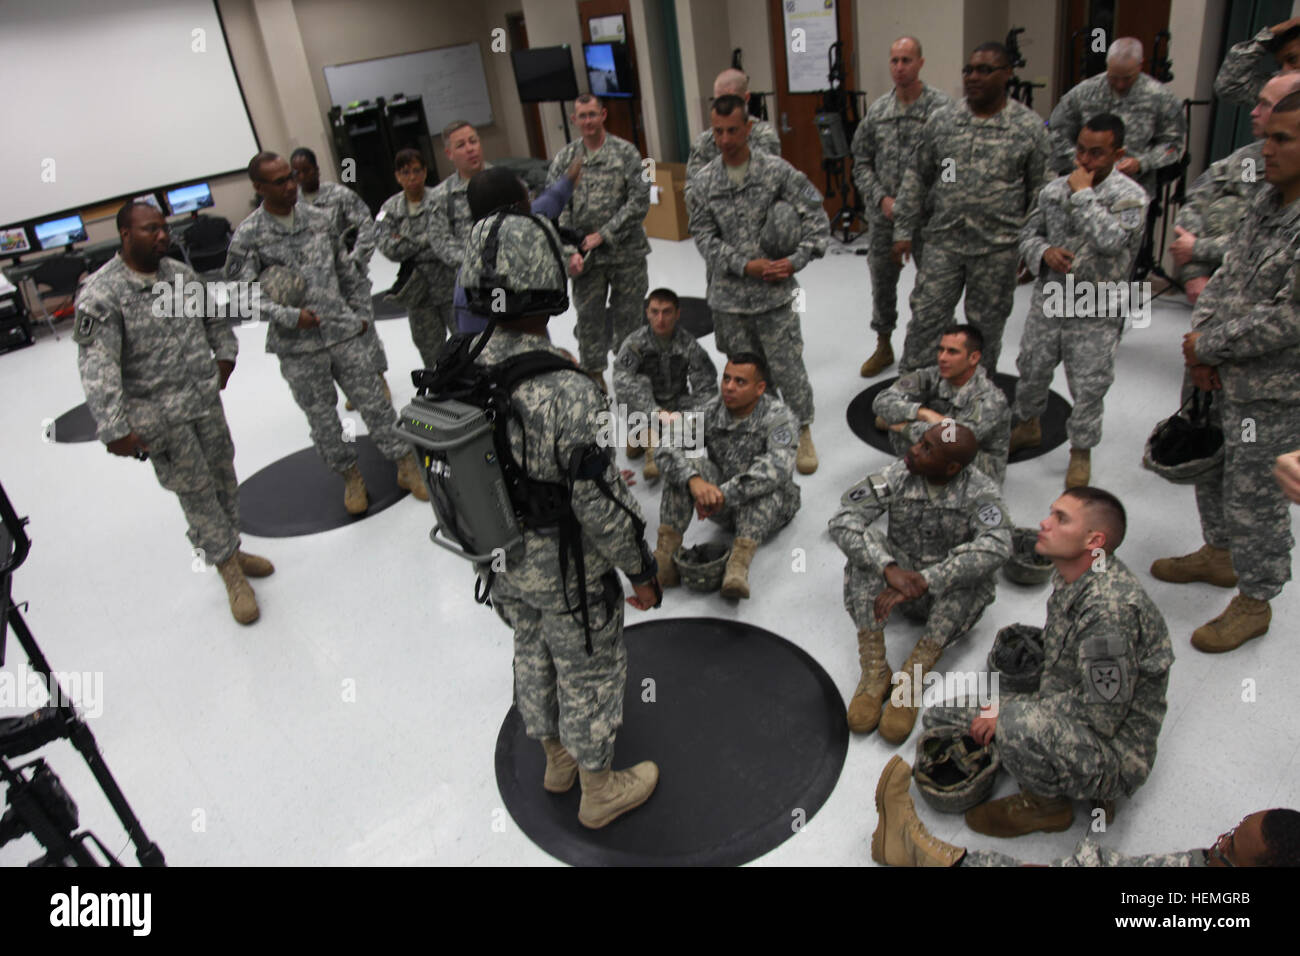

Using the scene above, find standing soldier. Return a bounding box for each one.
[226,152,428,514]
[75,201,272,625]
[545,94,651,389]
[1154,92,1300,653]
[689,94,830,474]
[851,36,952,377]
[424,120,488,338]
[1214,16,1300,109]
[686,68,782,184]
[893,42,1050,374]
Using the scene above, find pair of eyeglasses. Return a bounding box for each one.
[261,174,294,187]
[961,64,1006,76]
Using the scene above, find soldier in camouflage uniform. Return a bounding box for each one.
[1009,114,1148,490]
[545,94,650,383]
[1153,95,1300,653]
[1047,38,1185,197]
[75,201,272,625]
[689,94,830,474]
[685,68,782,191]
[375,148,458,369]
[612,287,717,479]
[1214,17,1300,109]
[653,353,800,600]
[893,42,1050,375]
[923,488,1172,837]
[851,37,952,377]
[874,324,1010,485]
[829,423,1012,743]
[459,207,662,830]
[226,152,427,515]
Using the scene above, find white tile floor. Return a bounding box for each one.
[1,237,1296,867]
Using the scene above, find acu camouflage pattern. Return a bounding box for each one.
[873,364,1011,484]
[612,323,717,416]
[1174,140,1265,282]
[828,460,1012,644]
[924,557,1172,801]
[851,84,952,336]
[1214,27,1279,109]
[1013,170,1148,449]
[1047,73,1186,194]
[376,187,458,367]
[686,118,782,182]
[459,212,568,299]
[657,392,801,543]
[426,167,489,300]
[963,839,1206,868]
[74,254,242,565]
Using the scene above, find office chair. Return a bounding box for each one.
[30,255,87,340]
[180,216,232,276]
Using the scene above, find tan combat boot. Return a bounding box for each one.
[847,628,893,734]
[879,636,944,745]
[540,737,578,793]
[653,525,683,588]
[396,452,430,501]
[1008,417,1042,454]
[860,337,895,378]
[965,787,1074,838]
[642,443,660,480]
[217,554,259,625]
[1191,593,1271,653]
[720,537,758,599]
[626,438,646,460]
[577,760,659,829]
[1065,447,1090,489]
[796,425,818,474]
[236,551,275,578]
[342,465,369,515]
[1150,544,1238,587]
[871,756,965,867]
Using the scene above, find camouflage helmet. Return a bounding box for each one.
[674,541,731,593]
[1141,427,1224,485]
[257,264,306,309]
[1002,526,1054,585]
[913,727,1000,814]
[460,210,569,318]
[1141,391,1225,485]
[760,199,800,259]
[986,623,1044,694]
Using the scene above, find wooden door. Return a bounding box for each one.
[577,0,649,154]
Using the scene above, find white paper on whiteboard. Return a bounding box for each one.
[784,0,838,94]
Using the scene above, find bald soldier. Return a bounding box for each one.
[686,68,782,186]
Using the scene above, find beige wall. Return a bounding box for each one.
[1007,0,1058,119]
[856,0,967,102]
[728,0,773,96]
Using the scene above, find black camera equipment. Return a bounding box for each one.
[0,481,165,866]
[816,41,864,242]
[1005,28,1045,109]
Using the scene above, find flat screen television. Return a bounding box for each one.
[0,227,32,257]
[34,214,88,250]
[511,46,580,103]
[165,182,214,215]
[583,43,636,99]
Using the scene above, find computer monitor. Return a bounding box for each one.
[34,214,88,250]
[0,227,32,257]
[511,46,580,103]
[583,43,636,99]
[165,182,214,216]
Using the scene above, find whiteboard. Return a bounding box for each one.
[324,42,494,138]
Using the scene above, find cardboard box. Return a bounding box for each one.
[644,161,690,241]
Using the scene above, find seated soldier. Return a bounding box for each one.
[923,487,1173,837]
[613,287,718,480]
[873,324,1010,485]
[829,423,1012,742]
[653,353,800,599]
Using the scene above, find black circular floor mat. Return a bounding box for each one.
[495,617,848,866]
[237,435,408,536]
[371,293,408,320]
[48,403,98,443]
[604,296,714,340]
[846,373,1071,463]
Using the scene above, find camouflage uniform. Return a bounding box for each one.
[1187,185,1300,602]
[828,460,1012,646]
[1173,140,1264,283]
[612,323,718,418]
[1214,27,1278,109]
[685,119,782,207]
[74,254,242,565]
[894,98,1051,373]
[924,557,1173,802]
[225,202,412,472]
[873,365,1011,484]
[688,150,830,425]
[657,392,800,543]
[1047,73,1186,196]
[546,133,650,373]
[964,840,1205,867]
[301,181,386,373]
[851,84,953,336]
[1013,170,1148,449]
[376,187,458,368]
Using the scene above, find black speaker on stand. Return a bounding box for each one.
[329,100,395,216]
[383,94,438,181]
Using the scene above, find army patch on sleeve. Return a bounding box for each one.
[1085,657,1129,703]
[619,350,639,370]
[848,484,871,502]
[224,252,246,277]
[976,502,1004,527]
[1118,207,1144,229]
[771,426,793,447]
[72,310,98,344]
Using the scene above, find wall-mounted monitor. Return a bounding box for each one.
[1,227,32,257]
[511,46,579,104]
[165,182,214,216]
[34,214,88,250]
[583,43,636,99]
